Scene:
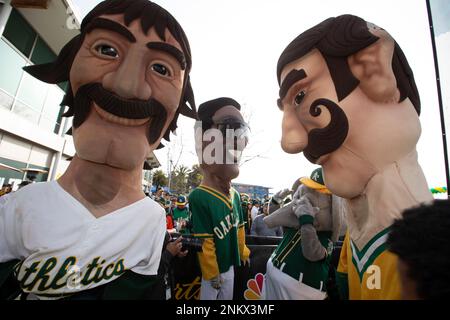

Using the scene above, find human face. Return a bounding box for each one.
[70,14,186,170]
[200,105,249,181]
[278,49,421,198]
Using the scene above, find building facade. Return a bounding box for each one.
[0,0,159,190]
[232,182,271,201]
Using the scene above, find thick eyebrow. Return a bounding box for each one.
[146,42,187,70]
[84,18,136,43]
[278,69,307,100]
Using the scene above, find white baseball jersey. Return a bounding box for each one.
[251,206,259,221]
[0,181,166,299]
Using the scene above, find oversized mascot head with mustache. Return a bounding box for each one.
[276,14,421,199]
[24,0,197,171]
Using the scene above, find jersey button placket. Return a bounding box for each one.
[80,222,99,256]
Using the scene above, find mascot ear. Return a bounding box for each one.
[179,76,197,119]
[23,35,82,84]
[348,27,399,103]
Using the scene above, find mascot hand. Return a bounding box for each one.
[273,188,291,204]
[210,274,223,289]
[293,193,320,219]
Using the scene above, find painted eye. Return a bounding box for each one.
[294,90,306,106]
[95,44,119,58]
[151,63,171,77]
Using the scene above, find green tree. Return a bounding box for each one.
[152,169,168,191]
[170,165,189,195]
[187,164,203,191]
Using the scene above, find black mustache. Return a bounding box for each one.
[73,82,166,120]
[303,98,349,163]
[70,82,168,144]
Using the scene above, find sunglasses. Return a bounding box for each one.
[199,118,251,156]
[217,122,250,137]
[208,117,250,135]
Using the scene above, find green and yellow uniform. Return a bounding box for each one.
[189,185,250,280]
[173,206,190,234]
[270,228,333,291]
[336,228,401,299]
[173,207,189,220]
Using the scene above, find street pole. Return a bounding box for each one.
[426,0,450,198]
[168,162,171,193]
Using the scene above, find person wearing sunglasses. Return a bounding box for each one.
[189,97,251,300]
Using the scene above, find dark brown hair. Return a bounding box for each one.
[24,0,196,147]
[198,97,241,121]
[388,200,450,299]
[277,14,420,115]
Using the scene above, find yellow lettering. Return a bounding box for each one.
[366,265,381,290]
[174,276,202,300]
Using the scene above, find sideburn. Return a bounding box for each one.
[303,98,349,163]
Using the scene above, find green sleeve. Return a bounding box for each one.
[0,260,22,300]
[335,270,349,300]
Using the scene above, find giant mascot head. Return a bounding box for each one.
[276,14,421,199]
[195,97,250,181]
[24,0,196,170]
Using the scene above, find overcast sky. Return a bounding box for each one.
[72,0,449,194]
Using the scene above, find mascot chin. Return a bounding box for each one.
[262,168,345,300]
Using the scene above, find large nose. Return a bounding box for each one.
[102,49,152,100]
[281,107,308,154]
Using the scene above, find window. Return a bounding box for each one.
[31,36,56,65]
[1,8,68,134]
[15,71,49,117]
[3,8,36,57]
[0,39,26,98]
[40,85,65,133]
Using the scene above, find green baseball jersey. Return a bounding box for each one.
[270,228,333,291]
[173,207,189,220]
[241,204,250,230]
[189,185,248,280]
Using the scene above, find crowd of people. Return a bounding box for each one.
[150,190,191,234]
[147,187,284,238]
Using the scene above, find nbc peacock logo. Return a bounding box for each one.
[244,273,264,300]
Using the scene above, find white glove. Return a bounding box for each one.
[293,192,320,219]
[210,274,223,289]
[273,188,291,204]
